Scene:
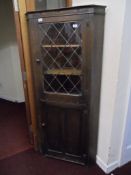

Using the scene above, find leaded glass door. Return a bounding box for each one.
[38,21,83,96]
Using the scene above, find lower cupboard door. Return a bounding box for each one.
[44,105,64,154]
[65,109,85,157]
[43,105,86,163]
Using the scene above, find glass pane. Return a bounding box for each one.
[35,0,66,11]
[39,21,82,95]
[35,0,46,11]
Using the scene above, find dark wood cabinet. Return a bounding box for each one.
[27,5,105,164]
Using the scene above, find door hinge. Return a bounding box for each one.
[12,0,19,12]
[22,71,27,81]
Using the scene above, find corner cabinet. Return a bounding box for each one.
[27,5,105,165]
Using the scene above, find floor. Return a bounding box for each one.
[0,149,106,175]
[0,99,32,160]
[0,149,131,175]
[0,99,131,175]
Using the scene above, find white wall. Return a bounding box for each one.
[118,0,131,166]
[73,0,130,173]
[96,0,126,171]
[103,0,131,169]
[125,91,131,149]
[0,0,24,102]
[73,0,107,6]
[121,88,131,165]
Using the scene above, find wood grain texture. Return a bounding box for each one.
[18,0,37,149]
[86,14,105,162]
[67,0,72,7]
[26,0,36,11]
[13,9,33,144]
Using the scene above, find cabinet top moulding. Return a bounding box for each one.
[26,5,106,19]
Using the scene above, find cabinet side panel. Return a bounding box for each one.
[88,14,105,162]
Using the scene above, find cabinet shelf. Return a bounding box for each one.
[43,91,82,97]
[45,68,81,76]
[42,44,80,48]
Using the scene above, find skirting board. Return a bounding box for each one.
[96,155,119,174]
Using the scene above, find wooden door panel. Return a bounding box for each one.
[43,104,86,160]
[45,106,64,152]
[65,109,82,155]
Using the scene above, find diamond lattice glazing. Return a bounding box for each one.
[39,22,82,95]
